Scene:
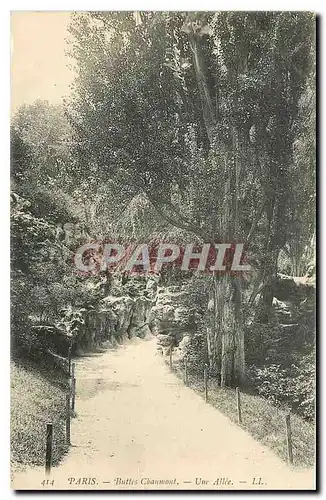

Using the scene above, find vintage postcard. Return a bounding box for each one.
[10,10,316,491]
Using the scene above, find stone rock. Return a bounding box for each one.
[150,285,193,351]
[128,296,153,338]
[146,276,159,300]
[102,295,134,341]
[156,333,174,346]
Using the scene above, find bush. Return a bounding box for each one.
[247,356,315,421]
[292,352,315,420]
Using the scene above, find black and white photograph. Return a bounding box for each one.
[10,10,316,491]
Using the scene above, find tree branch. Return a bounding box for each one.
[245,198,265,244]
[145,191,211,242]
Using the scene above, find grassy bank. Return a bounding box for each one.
[171,361,315,469]
[11,360,69,474]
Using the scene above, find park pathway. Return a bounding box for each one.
[12,336,315,490]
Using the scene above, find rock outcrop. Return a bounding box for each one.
[79,292,155,351]
[42,277,160,356]
[149,285,195,357]
[273,273,315,339]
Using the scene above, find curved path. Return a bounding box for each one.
[12,336,315,490]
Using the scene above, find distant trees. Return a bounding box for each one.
[10,101,88,356]
[286,67,316,277]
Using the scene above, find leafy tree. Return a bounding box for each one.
[286,66,316,276]
[67,11,315,386]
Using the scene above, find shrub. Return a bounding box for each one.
[247,356,315,421]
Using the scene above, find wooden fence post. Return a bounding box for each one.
[45,423,53,475]
[67,345,72,376]
[66,394,71,445]
[204,364,208,402]
[184,356,188,385]
[236,387,242,424]
[285,413,293,465]
[70,362,76,413]
[71,377,76,413]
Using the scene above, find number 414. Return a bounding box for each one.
[41,479,55,486]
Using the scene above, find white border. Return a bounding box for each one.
[1,3,323,498]
[4,1,325,10]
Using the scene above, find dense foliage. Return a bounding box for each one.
[11,13,315,421]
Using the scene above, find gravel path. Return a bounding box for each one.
[12,336,315,490]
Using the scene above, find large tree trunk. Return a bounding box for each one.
[219,275,245,387]
[233,276,245,385]
[206,274,221,381]
[206,275,245,387]
[188,27,245,387]
[220,276,234,387]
